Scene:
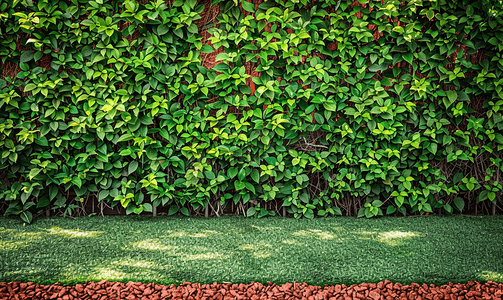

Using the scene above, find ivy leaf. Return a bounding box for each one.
[234,181,246,190]
[168,205,179,216]
[49,186,58,200]
[157,25,169,35]
[180,207,189,216]
[402,52,413,65]
[143,203,153,212]
[241,1,255,12]
[200,45,214,53]
[244,182,255,193]
[128,161,138,175]
[72,177,82,188]
[29,168,42,180]
[24,83,37,92]
[204,170,215,180]
[238,168,246,181]
[453,197,464,212]
[429,143,437,155]
[20,211,33,224]
[443,91,457,108]
[426,10,435,19]
[246,207,256,217]
[228,167,238,179]
[98,190,109,201]
[250,169,260,183]
[213,63,229,72]
[372,200,383,207]
[20,51,34,63]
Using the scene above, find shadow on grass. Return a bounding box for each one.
[1,216,503,286]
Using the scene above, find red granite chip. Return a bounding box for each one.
[2,280,503,299]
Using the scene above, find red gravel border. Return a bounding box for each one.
[1,280,502,300]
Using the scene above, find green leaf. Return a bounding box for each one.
[72,177,82,188]
[372,200,383,207]
[200,45,214,53]
[250,169,260,183]
[49,186,58,200]
[24,83,37,92]
[143,203,153,212]
[466,5,473,16]
[128,161,138,175]
[333,206,342,216]
[421,203,431,213]
[453,197,464,212]
[20,211,33,224]
[197,73,204,85]
[168,205,179,216]
[402,52,413,65]
[98,190,109,201]
[381,78,392,86]
[20,51,34,63]
[238,168,246,181]
[426,10,434,19]
[146,147,157,160]
[81,19,94,26]
[29,168,42,180]
[228,167,238,179]
[357,207,366,218]
[244,182,255,194]
[444,90,457,108]
[444,203,453,214]
[246,207,256,217]
[157,25,169,35]
[215,53,230,62]
[488,192,496,203]
[213,63,229,72]
[430,143,437,155]
[204,170,215,180]
[180,207,189,216]
[241,0,255,12]
[386,205,396,214]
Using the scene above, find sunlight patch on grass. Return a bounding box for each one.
[0,240,28,251]
[253,251,271,258]
[282,239,298,245]
[478,271,503,282]
[14,232,45,238]
[238,242,273,258]
[0,227,15,234]
[92,267,130,280]
[181,252,230,260]
[110,259,157,269]
[43,227,103,238]
[377,231,419,246]
[133,239,174,251]
[250,225,282,231]
[291,229,337,240]
[163,230,221,238]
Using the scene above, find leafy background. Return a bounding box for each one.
[0,0,502,223]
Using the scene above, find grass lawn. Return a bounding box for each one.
[1,215,502,286]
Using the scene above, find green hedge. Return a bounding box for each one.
[1,0,503,223]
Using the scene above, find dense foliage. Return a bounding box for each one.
[1,0,503,223]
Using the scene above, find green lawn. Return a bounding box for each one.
[1,215,502,286]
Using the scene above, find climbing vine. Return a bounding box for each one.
[1,0,503,223]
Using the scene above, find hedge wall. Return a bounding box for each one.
[1,0,503,223]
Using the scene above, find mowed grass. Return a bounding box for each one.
[1,215,502,286]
